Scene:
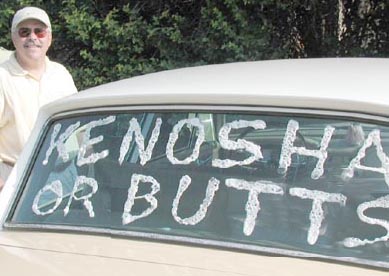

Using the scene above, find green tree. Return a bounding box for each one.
[0,0,387,90]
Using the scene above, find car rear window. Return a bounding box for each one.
[9,109,389,267]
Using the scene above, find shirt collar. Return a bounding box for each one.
[6,53,50,79]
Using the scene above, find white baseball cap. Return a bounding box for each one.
[11,7,51,32]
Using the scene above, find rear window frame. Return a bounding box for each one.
[4,104,389,270]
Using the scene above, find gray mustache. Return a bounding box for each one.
[23,42,42,48]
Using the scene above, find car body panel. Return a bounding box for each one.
[41,58,389,116]
[0,231,388,276]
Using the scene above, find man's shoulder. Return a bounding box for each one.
[47,59,72,73]
[0,48,12,64]
[0,54,26,77]
[0,62,12,78]
[45,59,78,94]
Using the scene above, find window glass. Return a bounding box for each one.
[10,111,389,265]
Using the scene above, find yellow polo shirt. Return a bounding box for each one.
[0,53,78,164]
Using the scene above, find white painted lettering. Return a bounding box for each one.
[172,175,220,225]
[119,117,162,166]
[166,118,205,165]
[32,180,63,215]
[343,195,389,247]
[212,120,266,168]
[342,129,389,186]
[225,179,284,236]
[122,174,160,225]
[290,188,346,245]
[278,120,334,179]
[77,116,116,166]
[43,122,81,165]
[64,176,98,217]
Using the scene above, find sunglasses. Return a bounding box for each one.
[18,27,48,38]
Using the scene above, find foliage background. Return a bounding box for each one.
[0,0,387,90]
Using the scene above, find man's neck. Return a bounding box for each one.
[16,55,46,80]
[27,66,46,80]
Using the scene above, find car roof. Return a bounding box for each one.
[45,58,389,116]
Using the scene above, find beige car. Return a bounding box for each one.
[0,58,389,275]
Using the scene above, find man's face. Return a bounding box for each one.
[12,19,52,62]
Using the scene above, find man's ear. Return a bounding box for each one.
[48,32,53,48]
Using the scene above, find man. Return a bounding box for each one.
[0,7,78,191]
[0,47,12,64]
